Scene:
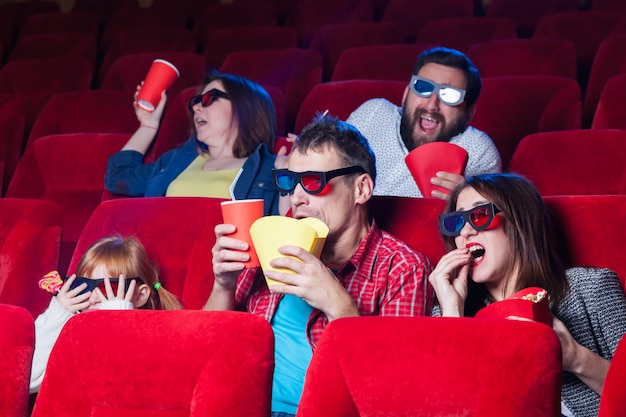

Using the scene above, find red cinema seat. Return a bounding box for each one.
[0,304,35,417]
[508,129,626,196]
[591,0,626,13]
[592,74,626,129]
[297,316,562,417]
[598,333,626,417]
[0,199,62,317]
[472,76,582,169]
[485,0,579,38]
[31,310,274,417]
[68,197,227,310]
[294,79,406,134]
[18,11,99,38]
[9,33,98,70]
[0,94,26,195]
[467,38,578,79]
[417,16,518,54]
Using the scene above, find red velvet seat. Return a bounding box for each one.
[591,0,626,13]
[331,43,434,82]
[69,197,226,309]
[18,11,99,38]
[416,16,517,54]
[6,133,131,275]
[294,79,406,134]
[220,48,322,133]
[28,90,137,145]
[583,35,626,128]
[508,129,626,196]
[0,304,35,417]
[99,52,207,102]
[0,94,26,195]
[297,316,562,417]
[0,199,62,317]
[72,0,139,27]
[31,310,274,417]
[545,195,626,287]
[381,0,474,43]
[309,22,404,81]
[371,196,447,265]
[202,25,298,70]
[9,33,98,69]
[598,331,626,417]
[592,74,626,129]
[467,38,578,79]
[485,0,579,38]
[0,1,60,35]
[472,75,582,169]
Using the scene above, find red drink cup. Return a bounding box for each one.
[137,59,180,112]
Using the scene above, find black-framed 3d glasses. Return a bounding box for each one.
[438,203,501,237]
[65,276,143,296]
[187,88,229,111]
[409,75,467,107]
[272,166,366,195]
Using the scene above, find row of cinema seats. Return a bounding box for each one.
[2,192,626,416]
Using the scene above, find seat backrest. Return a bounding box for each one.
[0,199,62,317]
[471,75,581,169]
[544,195,626,288]
[417,16,517,53]
[592,74,626,129]
[591,0,626,12]
[295,79,406,134]
[468,38,578,79]
[18,10,99,38]
[297,316,562,417]
[509,129,626,196]
[0,57,92,94]
[0,304,35,417]
[28,89,137,145]
[220,48,322,134]
[331,43,433,82]
[0,94,26,194]
[31,310,274,417]
[371,196,447,266]
[9,33,98,68]
[598,333,626,417]
[68,197,226,309]
[485,0,579,37]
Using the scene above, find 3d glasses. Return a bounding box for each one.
[409,75,466,106]
[438,203,501,236]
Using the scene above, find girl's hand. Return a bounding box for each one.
[56,274,92,313]
[93,275,136,304]
[133,84,167,128]
[428,248,472,317]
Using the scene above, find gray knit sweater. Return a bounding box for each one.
[431,267,626,417]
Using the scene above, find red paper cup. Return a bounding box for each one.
[136,59,180,112]
[405,142,469,198]
[220,199,264,268]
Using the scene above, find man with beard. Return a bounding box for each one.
[205,116,432,417]
[346,46,501,199]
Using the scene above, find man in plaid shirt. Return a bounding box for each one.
[205,116,433,417]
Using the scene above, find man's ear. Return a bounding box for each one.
[133,284,151,309]
[402,85,410,104]
[354,174,374,205]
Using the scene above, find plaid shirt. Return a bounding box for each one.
[234,221,433,349]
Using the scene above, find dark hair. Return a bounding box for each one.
[443,173,567,314]
[192,70,276,158]
[412,47,482,108]
[294,115,376,185]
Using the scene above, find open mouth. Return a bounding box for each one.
[467,243,485,266]
[195,117,207,127]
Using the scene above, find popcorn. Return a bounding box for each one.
[39,270,63,294]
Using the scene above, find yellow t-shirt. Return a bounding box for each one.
[165,154,241,198]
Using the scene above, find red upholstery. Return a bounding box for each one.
[297,316,562,417]
[31,310,274,417]
[0,94,26,195]
[286,0,373,47]
[592,74,626,129]
[331,43,434,82]
[294,79,406,134]
[202,26,298,70]
[598,333,626,417]
[468,38,577,79]
[417,16,517,54]
[9,33,98,68]
[583,35,626,128]
[485,0,579,38]
[6,133,131,274]
[0,304,35,417]
[309,22,404,80]
[99,52,207,100]
[371,196,447,265]
[18,11,99,38]
[0,199,62,317]
[220,48,322,133]
[28,90,137,145]
[472,76,582,169]
[591,0,626,12]
[0,1,60,32]
[545,195,626,288]
[509,129,626,196]
[69,197,226,309]
[381,0,474,43]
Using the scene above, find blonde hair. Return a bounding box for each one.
[75,236,182,310]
